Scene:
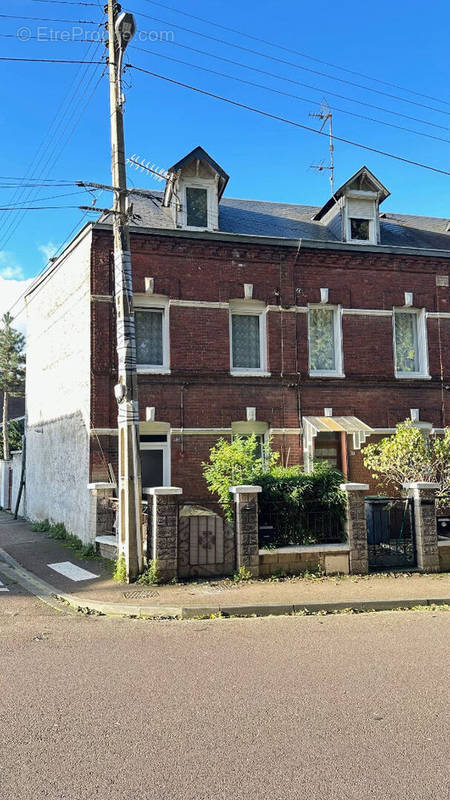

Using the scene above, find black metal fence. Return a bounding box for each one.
[258,503,345,548]
[365,497,415,570]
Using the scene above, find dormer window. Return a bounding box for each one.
[162,146,229,232]
[312,166,389,247]
[186,186,208,228]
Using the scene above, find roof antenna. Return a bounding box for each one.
[309,100,334,195]
[127,154,169,183]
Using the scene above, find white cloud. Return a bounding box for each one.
[38,241,58,265]
[0,250,24,281]
[0,277,33,334]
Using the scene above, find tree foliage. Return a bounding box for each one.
[202,434,278,520]
[0,419,24,460]
[0,313,25,461]
[362,419,450,511]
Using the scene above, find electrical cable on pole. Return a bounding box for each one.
[106,0,143,582]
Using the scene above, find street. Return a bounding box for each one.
[0,583,449,800]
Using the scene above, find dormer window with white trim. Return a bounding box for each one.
[312,166,389,246]
[162,146,229,232]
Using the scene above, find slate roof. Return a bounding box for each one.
[101,191,450,251]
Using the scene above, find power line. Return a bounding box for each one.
[145,38,450,133]
[0,40,105,249]
[136,11,450,118]
[31,0,99,5]
[140,0,450,109]
[131,44,450,145]
[129,64,450,177]
[0,56,104,63]
[0,205,81,210]
[0,13,100,23]
[0,191,88,208]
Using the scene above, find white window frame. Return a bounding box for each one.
[181,178,214,231]
[229,304,268,376]
[134,297,170,375]
[347,216,375,244]
[393,307,429,379]
[140,436,171,487]
[308,304,344,378]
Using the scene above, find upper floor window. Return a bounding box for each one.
[135,305,169,373]
[230,309,267,374]
[186,187,208,228]
[393,309,428,378]
[308,306,343,377]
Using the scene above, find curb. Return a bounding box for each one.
[0,548,449,619]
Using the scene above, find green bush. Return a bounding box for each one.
[137,559,159,585]
[113,554,127,583]
[253,461,346,547]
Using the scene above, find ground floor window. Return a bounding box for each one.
[140,434,170,489]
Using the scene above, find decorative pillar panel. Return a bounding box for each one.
[340,483,369,575]
[230,485,262,576]
[403,482,440,573]
[147,487,182,581]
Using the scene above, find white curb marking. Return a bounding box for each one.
[0,579,9,592]
[47,562,100,582]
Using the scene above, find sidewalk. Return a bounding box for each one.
[0,511,449,618]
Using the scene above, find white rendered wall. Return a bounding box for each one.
[25,228,93,542]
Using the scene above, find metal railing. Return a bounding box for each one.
[258,504,345,548]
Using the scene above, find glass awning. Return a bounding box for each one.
[303,415,374,471]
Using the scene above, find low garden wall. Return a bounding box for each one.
[438,540,450,571]
[259,543,350,576]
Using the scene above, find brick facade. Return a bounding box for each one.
[89,228,449,497]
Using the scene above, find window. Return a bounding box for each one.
[350,218,370,240]
[186,187,208,227]
[140,434,170,492]
[308,306,343,376]
[230,310,266,373]
[135,306,169,372]
[393,309,428,377]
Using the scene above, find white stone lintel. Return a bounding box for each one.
[88,482,116,490]
[229,485,262,496]
[145,486,183,496]
[340,483,369,492]
[402,482,440,490]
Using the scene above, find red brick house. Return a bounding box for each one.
[24,147,450,542]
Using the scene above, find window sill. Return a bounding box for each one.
[230,370,271,377]
[309,371,346,379]
[395,373,431,380]
[137,367,171,375]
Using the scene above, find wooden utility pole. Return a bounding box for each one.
[106,0,143,581]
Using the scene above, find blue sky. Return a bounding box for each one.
[0,0,449,316]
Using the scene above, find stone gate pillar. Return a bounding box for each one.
[146,487,183,582]
[403,482,440,573]
[340,483,369,575]
[229,485,261,577]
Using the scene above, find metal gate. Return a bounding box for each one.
[178,503,236,579]
[365,497,416,570]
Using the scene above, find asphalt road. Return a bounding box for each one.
[0,583,449,800]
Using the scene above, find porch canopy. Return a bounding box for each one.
[303,415,374,469]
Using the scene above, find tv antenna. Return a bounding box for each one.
[127,154,169,183]
[309,101,335,195]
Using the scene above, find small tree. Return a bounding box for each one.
[362,419,450,511]
[202,434,278,519]
[0,313,25,461]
